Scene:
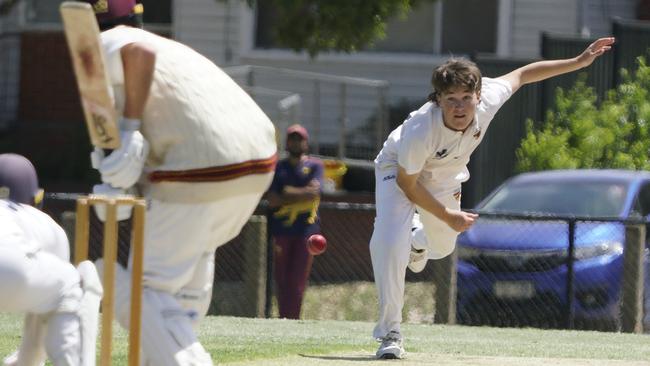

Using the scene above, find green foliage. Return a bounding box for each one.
[230,0,431,57]
[516,56,650,172]
[0,0,20,16]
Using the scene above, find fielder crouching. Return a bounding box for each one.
[0,153,102,366]
[83,1,277,365]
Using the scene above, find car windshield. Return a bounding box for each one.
[480,180,628,216]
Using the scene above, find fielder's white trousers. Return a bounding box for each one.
[370,167,460,339]
[0,246,83,365]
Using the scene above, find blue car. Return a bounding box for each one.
[456,170,650,330]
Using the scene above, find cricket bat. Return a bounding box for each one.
[60,1,120,149]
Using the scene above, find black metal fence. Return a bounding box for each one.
[0,31,20,131]
[44,195,649,333]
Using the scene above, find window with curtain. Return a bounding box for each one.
[254,0,497,55]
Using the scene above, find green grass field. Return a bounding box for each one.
[275,281,435,323]
[1,313,649,365]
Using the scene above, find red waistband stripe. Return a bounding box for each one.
[148,154,277,183]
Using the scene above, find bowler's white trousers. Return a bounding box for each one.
[370,167,460,339]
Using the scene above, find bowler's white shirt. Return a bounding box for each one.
[375,77,512,193]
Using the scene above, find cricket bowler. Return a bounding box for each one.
[371,37,615,359]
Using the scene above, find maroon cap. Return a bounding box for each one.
[287,124,309,140]
[85,0,142,22]
[0,153,40,206]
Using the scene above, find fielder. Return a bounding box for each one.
[82,1,277,364]
[0,153,102,366]
[371,37,615,359]
[266,124,324,319]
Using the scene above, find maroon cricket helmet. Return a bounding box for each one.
[286,124,309,141]
[0,153,43,206]
[83,0,144,30]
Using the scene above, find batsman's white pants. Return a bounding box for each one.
[98,259,212,366]
[370,167,460,339]
[136,188,265,294]
[111,175,270,364]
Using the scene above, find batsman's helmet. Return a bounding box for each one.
[84,0,144,31]
[0,153,44,206]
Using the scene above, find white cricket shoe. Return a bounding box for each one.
[408,212,428,273]
[408,246,428,273]
[376,331,405,359]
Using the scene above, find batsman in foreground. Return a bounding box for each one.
[370,37,615,359]
[0,153,102,366]
[82,0,277,364]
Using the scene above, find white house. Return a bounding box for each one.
[171,0,637,156]
[0,0,640,158]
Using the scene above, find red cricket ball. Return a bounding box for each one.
[307,234,327,255]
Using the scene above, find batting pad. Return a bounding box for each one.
[174,252,215,330]
[95,259,213,365]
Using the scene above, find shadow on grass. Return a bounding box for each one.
[299,354,375,361]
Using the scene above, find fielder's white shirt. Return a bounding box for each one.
[0,199,69,260]
[0,199,78,314]
[375,77,512,193]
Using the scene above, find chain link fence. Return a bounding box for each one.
[456,213,649,333]
[44,195,648,333]
[224,65,390,161]
[0,31,20,131]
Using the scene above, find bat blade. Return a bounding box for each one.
[60,1,120,149]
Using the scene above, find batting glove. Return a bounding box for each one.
[91,183,136,222]
[91,118,149,189]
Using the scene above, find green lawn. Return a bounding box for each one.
[1,313,649,365]
[277,281,435,323]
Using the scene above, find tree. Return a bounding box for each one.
[1,0,431,57]
[0,0,20,15]
[230,0,431,57]
[516,56,650,172]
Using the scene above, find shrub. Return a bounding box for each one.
[516,56,650,172]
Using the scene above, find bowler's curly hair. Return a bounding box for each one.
[428,58,482,104]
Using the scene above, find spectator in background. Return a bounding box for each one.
[266,124,324,319]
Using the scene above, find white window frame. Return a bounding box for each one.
[15,0,172,35]
[239,0,513,65]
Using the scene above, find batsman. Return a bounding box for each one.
[78,1,277,364]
